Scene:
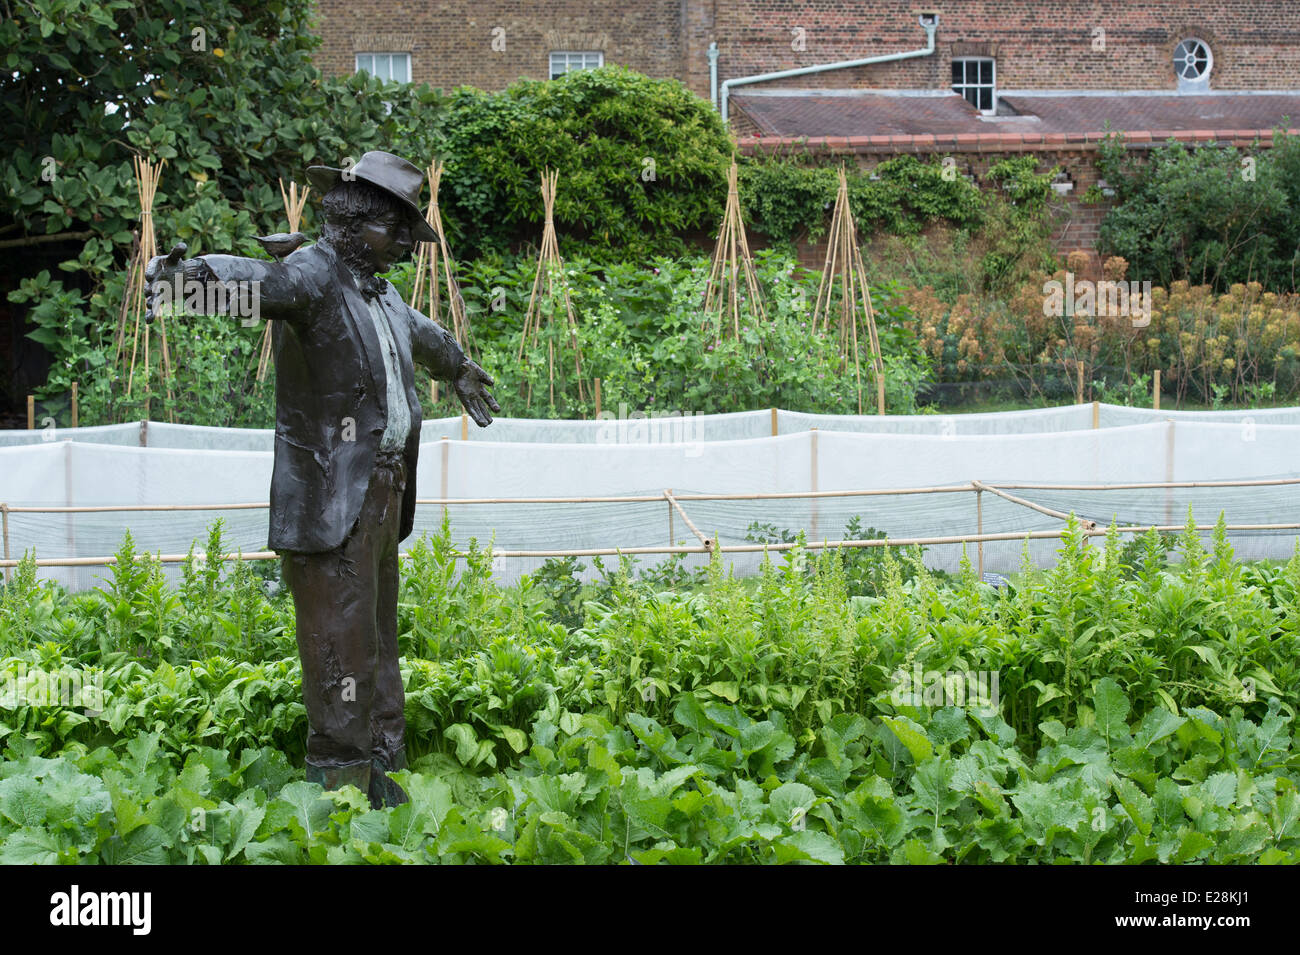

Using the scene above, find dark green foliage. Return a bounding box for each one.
[429,67,732,263]
[737,154,984,244]
[1096,128,1300,291]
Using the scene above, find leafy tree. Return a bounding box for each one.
[427,66,733,263]
[1,0,445,424]
[1095,129,1300,291]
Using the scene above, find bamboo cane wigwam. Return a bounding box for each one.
[411,161,472,353]
[812,164,886,415]
[519,168,586,410]
[253,179,311,382]
[117,156,177,422]
[702,159,766,341]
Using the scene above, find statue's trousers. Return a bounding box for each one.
[280,450,409,804]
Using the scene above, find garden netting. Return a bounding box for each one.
[2,406,1298,591]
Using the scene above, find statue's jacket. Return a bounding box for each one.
[198,240,466,553]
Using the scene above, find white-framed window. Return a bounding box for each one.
[355,52,411,83]
[952,56,996,114]
[549,51,603,80]
[1174,38,1212,86]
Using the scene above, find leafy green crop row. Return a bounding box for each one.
[2,683,1295,864]
[1,513,1297,862]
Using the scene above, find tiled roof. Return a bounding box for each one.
[731,91,1300,149]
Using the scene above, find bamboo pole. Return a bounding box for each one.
[520,168,586,410]
[63,441,78,592]
[12,471,1300,515]
[121,155,175,420]
[976,489,983,578]
[411,161,472,350]
[667,487,674,545]
[991,476,1300,491]
[812,164,885,414]
[971,479,1097,530]
[1164,418,1176,527]
[1153,369,1161,410]
[440,438,450,524]
[1,503,9,584]
[703,158,766,341]
[12,521,1300,569]
[664,489,710,548]
[809,428,819,541]
[255,179,311,381]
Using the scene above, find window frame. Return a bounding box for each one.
[951,55,997,116]
[549,50,604,80]
[355,52,411,84]
[1173,37,1213,85]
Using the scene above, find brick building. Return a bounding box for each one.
[312,1,1300,253]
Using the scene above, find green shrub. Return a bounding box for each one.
[1096,128,1300,291]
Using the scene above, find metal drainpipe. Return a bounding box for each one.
[708,42,719,110]
[719,15,938,123]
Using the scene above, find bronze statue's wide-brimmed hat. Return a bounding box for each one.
[306,150,438,243]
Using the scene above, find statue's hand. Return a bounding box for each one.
[453,358,500,428]
[143,242,188,324]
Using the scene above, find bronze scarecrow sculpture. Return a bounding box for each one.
[145,151,499,808]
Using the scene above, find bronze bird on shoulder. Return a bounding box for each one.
[256,232,308,259]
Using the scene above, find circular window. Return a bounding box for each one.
[1174,38,1212,81]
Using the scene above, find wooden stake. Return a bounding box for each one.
[976,489,984,578]
[27,395,34,430]
[809,428,819,541]
[256,179,311,382]
[432,380,439,405]
[411,161,472,351]
[667,487,674,546]
[461,413,468,441]
[594,378,602,417]
[520,168,586,411]
[440,438,450,524]
[71,382,78,429]
[1153,369,1161,410]
[770,407,778,436]
[703,158,766,341]
[813,164,885,415]
[0,503,8,584]
[1091,399,1099,429]
[1076,361,1085,404]
[121,155,175,420]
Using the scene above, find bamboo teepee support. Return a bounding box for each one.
[812,164,886,415]
[253,178,311,382]
[411,161,472,352]
[519,168,586,408]
[118,155,177,421]
[702,159,766,340]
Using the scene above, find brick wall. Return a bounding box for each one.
[312,0,685,89]
[684,1,1300,99]
[313,2,1300,94]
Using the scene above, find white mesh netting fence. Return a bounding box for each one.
[2,404,1298,591]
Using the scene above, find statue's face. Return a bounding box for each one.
[354,207,416,273]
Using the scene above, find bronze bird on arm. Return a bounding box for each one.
[256,232,308,259]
